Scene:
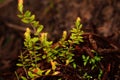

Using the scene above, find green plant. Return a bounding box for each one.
[16,0,83,79]
[83,72,92,80]
[16,0,103,80]
[82,50,103,79]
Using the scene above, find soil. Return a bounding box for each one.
[0,0,120,80]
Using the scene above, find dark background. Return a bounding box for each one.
[0,0,120,79]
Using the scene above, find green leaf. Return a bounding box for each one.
[52,71,60,75]
[79,39,84,42]
[53,56,57,60]
[28,71,34,78]
[47,52,52,57]
[32,21,39,27]
[66,60,69,65]
[58,78,62,80]
[45,69,51,75]
[61,31,67,41]
[95,56,101,61]
[86,56,90,61]
[24,33,30,39]
[16,63,23,66]
[24,10,31,17]
[29,15,35,21]
[83,73,92,79]
[32,37,39,43]
[34,46,41,50]
[84,61,87,66]
[36,54,42,57]
[21,18,30,23]
[17,14,23,18]
[35,25,44,35]
[59,53,64,57]
[82,55,85,59]
[25,59,31,62]
[31,63,36,67]
[51,61,57,70]
[90,58,95,64]
[98,69,103,79]
[91,65,96,70]
[18,3,23,13]
[42,55,46,59]
[75,17,81,28]
[35,57,41,61]
[21,76,27,80]
[91,49,96,53]
[73,62,77,69]
[35,68,44,75]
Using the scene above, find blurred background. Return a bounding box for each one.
[0,0,120,79]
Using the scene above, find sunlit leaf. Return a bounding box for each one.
[21,76,27,80]
[52,71,60,75]
[32,37,39,43]
[18,0,23,13]
[24,10,31,17]
[51,60,57,70]
[17,14,23,18]
[66,60,69,65]
[21,18,30,23]
[29,15,35,21]
[36,25,44,35]
[28,71,34,78]
[45,69,51,75]
[42,55,46,59]
[16,63,23,66]
[33,68,44,75]
[75,17,81,28]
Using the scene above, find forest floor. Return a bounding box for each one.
[0,0,120,80]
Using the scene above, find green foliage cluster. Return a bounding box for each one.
[16,0,103,80]
[82,50,103,79]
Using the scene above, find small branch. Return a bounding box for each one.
[5,22,34,34]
